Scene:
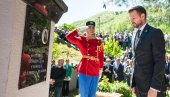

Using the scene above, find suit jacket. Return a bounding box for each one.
[114,63,124,82]
[102,64,114,82]
[131,24,166,93]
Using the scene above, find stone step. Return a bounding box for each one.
[96,92,123,97]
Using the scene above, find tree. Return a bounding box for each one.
[52,33,60,59]
[103,0,170,7]
[102,0,170,33]
[58,23,75,31]
[104,35,122,59]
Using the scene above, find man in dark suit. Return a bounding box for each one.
[129,6,166,97]
[113,57,124,82]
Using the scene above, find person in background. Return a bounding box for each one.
[120,52,127,62]
[50,58,66,97]
[127,48,133,59]
[62,59,72,97]
[122,57,128,82]
[102,58,114,83]
[165,55,170,77]
[49,60,56,97]
[113,57,124,82]
[125,59,133,86]
[51,60,56,66]
[118,33,124,48]
[165,55,170,88]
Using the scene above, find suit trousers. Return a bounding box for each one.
[135,87,166,97]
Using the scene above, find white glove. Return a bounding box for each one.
[77,26,88,31]
[99,70,103,79]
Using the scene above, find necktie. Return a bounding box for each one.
[134,30,141,49]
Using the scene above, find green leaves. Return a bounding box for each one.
[98,76,114,93]
[58,23,75,31]
[52,43,60,59]
[52,33,81,61]
[147,3,170,34]
[98,76,132,97]
[52,33,60,59]
[112,81,132,97]
[72,11,133,34]
[104,35,122,59]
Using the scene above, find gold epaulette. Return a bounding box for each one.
[97,38,104,52]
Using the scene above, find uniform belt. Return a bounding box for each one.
[82,55,99,61]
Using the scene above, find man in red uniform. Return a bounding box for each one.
[66,21,104,97]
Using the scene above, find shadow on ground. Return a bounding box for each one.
[69,89,79,97]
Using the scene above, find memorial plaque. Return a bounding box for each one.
[18,5,51,89]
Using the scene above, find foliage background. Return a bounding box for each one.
[98,76,133,97]
[70,0,170,34]
[52,28,81,62]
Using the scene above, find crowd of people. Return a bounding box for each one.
[52,24,169,97]
[101,32,132,49]
[49,35,170,97]
[49,58,72,97]
[55,28,68,41]
[102,47,133,86]
[56,27,133,52]
[49,49,170,97]
[49,5,170,97]
[52,27,170,97]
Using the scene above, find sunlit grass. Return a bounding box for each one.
[57,43,81,62]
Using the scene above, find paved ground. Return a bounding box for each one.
[68,89,170,97]
[69,89,79,97]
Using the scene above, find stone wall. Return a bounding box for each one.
[0,0,55,97]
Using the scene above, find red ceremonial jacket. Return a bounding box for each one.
[66,30,104,76]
